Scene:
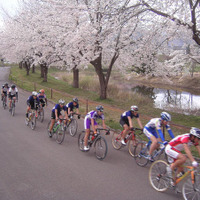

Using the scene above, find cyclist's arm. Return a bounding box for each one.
[16,92,18,100]
[183,143,195,162]
[157,128,165,142]
[91,118,96,133]
[55,109,59,121]
[76,108,80,115]
[166,125,174,139]
[67,107,71,114]
[64,110,69,120]
[102,119,106,130]
[128,116,133,128]
[136,118,143,129]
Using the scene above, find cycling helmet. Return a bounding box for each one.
[96,105,104,112]
[4,83,8,86]
[131,105,138,112]
[58,99,65,105]
[160,112,171,121]
[73,97,78,103]
[32,91,37,96]
[39,89,45,93]
[11,84,16,89]
[190,127,200,139]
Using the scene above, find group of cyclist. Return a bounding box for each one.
[1,82,18,111]
[3,83,200,186]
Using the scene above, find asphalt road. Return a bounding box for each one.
[0,67,182,200]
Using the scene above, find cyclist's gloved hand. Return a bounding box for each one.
[163,141,168,146]
[78,115,81,119]
[105,130,110,135]
[94,131,97,136]
[192,161,199,168]
[130,127,135,131]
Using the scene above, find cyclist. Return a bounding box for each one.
[66,97,80,118]
[37,89,47,107]
[143,112,174,161]
[8,84,18,111]
[1,82,9,105]
[165,127,200,184]
[83,105,107,151]
[48,99,68,137]
[120,105,143,145]
[26,91,40,119]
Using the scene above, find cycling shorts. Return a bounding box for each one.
[143,127,158,139]
[2,91,7,96]
[119,118,129,127]
[51,111,62,119]
[9,94,16,99]
[165,144,180,159]
[84,118,97,129]
[39,99,46,107]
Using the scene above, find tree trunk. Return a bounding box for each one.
[32,64,35,73]
[73,67,79,88]
[19,61,22,69]
[23,61,30,76]
[40,64,44,78]
[43,63,48,82]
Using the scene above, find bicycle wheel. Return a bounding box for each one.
[149,160,169,192]
[128,134,142,157]
[69,119,78,137]
[56,123,65,144]
[182,173,200,200]
[2,97,6,109]
[156,150,169,163]
[25,117,29,126]
[78,131,85,151]
[94,136,108,160]
[11,102,15,116]
[134,141,149,167]
[30,113,36,130]
[38,108,44,123]
[112,131,122,150]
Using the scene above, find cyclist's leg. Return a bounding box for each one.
[84,129,90,150]
[49,112,56,132]
[120,119,130,144]
[9,96,12,109]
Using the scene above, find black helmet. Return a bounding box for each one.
[11,84,16,89]
[96,105,104,112]
[5,83,8,86]
[73,97,78,103]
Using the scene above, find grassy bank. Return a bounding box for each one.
[9,66,200,135]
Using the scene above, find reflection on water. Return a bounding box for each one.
[131,86,200,116]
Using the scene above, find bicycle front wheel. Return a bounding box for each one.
[149,160,169,192]
[56,123,65,144]
[2,97,6,109]
[94,136,108,160]
[11,103,15,116]
[30,113,36,130]
[128,134,142,157]
[69,119,78,137]
[182,173,200,200]
[78,131,85,151]
[134,141,149,167]
[38,108,44,123]
[111,131,122,150]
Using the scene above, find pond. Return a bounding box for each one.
[131,86,200,116]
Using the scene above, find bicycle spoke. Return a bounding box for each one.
[128,134,142,157]
[56,124,65,144]
[78,131,85,151]
[112,131,122,150]
[94,136,108,160]
[69,119,78,137]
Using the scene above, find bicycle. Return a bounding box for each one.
[112,128,143,157]
[133,140,168,167]
[37,105,44,123]
[47,119,66,144]
[10,98,17,116]
[25,109,37,130]
[2,94,7,109]
[78,128,110,160]
[149,160,200,200]
[67,113,80,137]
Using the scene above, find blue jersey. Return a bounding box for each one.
[66,102,79,112]
[52,104,67,115]
[27,96,40,108]
[121,110,139,121]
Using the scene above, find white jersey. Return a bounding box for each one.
[9,87,18,95]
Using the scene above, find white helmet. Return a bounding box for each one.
[131,105,138,112]
[32,91,37,96]
[160,112,171,122]
[59,99,65,105]
[190,127,200,139]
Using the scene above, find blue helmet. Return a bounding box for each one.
[96,105,104,112]
[190,127,200,139]
[160,112,171,122]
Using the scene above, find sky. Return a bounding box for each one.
[0,0,19,27]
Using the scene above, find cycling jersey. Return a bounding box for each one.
[37,93,47,106]
[144,118,174,141]
[8,87,18,99]
[84,110,105,129]
[37,93,46,100]
[27,96,40,109]
[52,104,67,116]
[121,110,139,120]
[66,102,79,113]
[1,85,9,95]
